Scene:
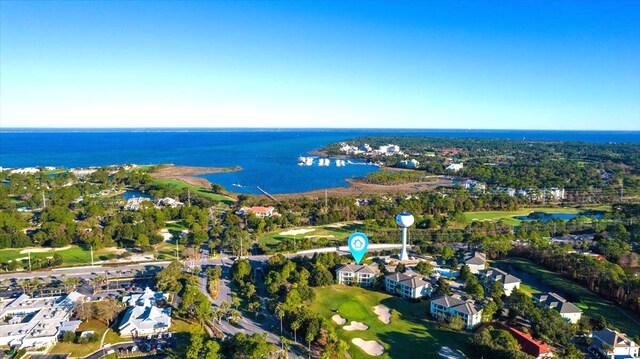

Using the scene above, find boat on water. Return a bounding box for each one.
[297,156,314,166]
[318,158,330,166]
[335,159,346,167]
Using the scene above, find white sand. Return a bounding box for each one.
[332,314,347,325]
[373,305,391,324]
[351,338,384,356]
[19,245,72,254]
[343,321,368,331]
[159,229,173,241]
[326,221,362,229]
[280,228,316,236]
[304,235,335,239]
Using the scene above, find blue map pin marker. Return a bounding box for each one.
[348,232,369,264]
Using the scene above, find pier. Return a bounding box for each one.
[256,186,280,203]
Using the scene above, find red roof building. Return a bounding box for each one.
[242,206,276,218]
[506,326,553,359]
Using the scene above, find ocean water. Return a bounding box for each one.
[1,129,639,194]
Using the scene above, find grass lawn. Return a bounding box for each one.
[258,222,364,251]
[164,319,192,358]
[495,257,640,337]
[0,245,121,267]
[463,206,610,225]
[310,285,473,359]
[150,178,235,205]
[50,319,127,357]
[155,240,186,261]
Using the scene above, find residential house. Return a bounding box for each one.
[398,159,419,169]
[547,188,566,200]
[335,264,379,287]
[590,328,639,359]
[384,272,432,299]
[124,197,151,211]
[0,292,84,349]
[430,295,482,329]
[118,288,171,337]
[533,292,582,323]
[358,144,372,152]
[446,163,464,172]
[462,180,486,192]
[463,252,487,274]
[239,206,276,218]
[495,187,516,197]
[506,326,554,359]
[481,268,521,296]
[156,197,184,208]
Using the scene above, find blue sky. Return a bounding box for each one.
[1,1,638,130]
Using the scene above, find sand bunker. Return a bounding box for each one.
[343,321,369,331]
[332,315,347,325]
[304,235,335,239]
[19,245,72,254]
[351,338,384,356]
[280,228,315,236]
[159,229,173,241]
[373,305,391,324]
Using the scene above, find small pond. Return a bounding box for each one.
[514,211,604,222]
[122,190,155,200]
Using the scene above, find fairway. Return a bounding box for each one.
[150,178,236,205]
[495,257,640,337]
[0,245,121,267]
[310,285,472,359]
[259,222,364,251]
[463,206,609,225]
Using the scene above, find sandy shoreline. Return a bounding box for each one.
[272,176,453,199]
[150,164,241,187]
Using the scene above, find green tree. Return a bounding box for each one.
[186,323,205,359]
[310,263,334,286]
[458,264,471,282]
[441,246,455,260]
[231,259,251,285]
[415,261,434,276]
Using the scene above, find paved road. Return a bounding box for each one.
[1,244,408,281]
[200,258,300,358]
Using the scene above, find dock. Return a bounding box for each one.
[256,186,280,203]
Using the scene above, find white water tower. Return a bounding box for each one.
[395,212,414,261]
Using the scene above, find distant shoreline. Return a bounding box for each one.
[150,164,242,188]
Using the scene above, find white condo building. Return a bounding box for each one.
[463,252,487,274]
[590,328,639,359]
[335,264,379,287]
[384,272,432,299]
[481,268,521,296]
[533,292,582,323]
[430,295,482,329]
[118,287,171,337]
[0,292,84,349]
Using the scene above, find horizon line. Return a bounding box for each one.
[1,127,639,133]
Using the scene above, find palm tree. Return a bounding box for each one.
[275,305,285,334]
[280,337,290,358]
[220,301,231,316]
[306,332,313,359]
[212,307,223,324]
[231,295,241,310]
[248,301,261,320]
[228,309,242,324]
[291,320,301,343]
